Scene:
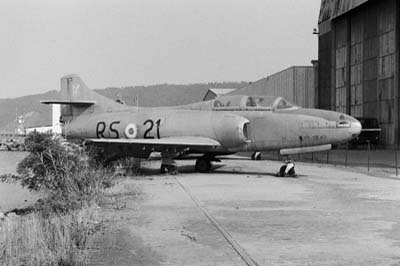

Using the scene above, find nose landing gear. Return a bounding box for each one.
[276,157,297,177]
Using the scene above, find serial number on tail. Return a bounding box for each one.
[96,119,162,139]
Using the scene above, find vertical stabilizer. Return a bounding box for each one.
[60,74,119,108]
[42,74,126,125]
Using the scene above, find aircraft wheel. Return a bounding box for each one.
[288,168,296,177]
[195,158,212,173]
[277,165,286,177]
[251,152,262,160]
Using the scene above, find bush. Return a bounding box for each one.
[0,132,114,214]
[0,133,147,266]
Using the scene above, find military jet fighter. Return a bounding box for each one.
[42,74,361,173]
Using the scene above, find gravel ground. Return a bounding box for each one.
[91,158,400,266]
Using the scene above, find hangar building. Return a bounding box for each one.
[230,65,317,108]
[318,0,399,145]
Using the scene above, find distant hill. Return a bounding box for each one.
[0,82,249,132]
[0,91,59,132]
[97,82,248,107]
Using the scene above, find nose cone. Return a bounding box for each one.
[350,119,362,138]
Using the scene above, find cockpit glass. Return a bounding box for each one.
[213,95,244,108]
[212,95,295,110]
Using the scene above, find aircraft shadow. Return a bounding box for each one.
[137,164,301,178]
[213,169,303,178]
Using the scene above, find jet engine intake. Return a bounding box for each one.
[212,114,250,149]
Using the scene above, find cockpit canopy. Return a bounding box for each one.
[211,95,297,111]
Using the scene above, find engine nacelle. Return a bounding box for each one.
[212,114,250,149]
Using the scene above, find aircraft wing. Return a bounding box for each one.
[85,136,221,152]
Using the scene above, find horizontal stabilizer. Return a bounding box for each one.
[280,144,332,155]
[85,136,221,147]
[41,100,96,106]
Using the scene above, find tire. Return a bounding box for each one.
[278,165,286,177]
[195,158,212,172]
[251,152,262,160]
[288,168,296,176]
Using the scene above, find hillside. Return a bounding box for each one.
[0,82,248,132]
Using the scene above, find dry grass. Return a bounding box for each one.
[105,179,142,198]
[0,205,100,266]
[98,179,143,212]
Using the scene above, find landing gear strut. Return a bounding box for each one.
[160,155,178,174]
[195,156,213,173]
[160,164,178,174]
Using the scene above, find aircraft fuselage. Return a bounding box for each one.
[66,106,361,155]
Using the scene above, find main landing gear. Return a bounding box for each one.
[195,157,212,172]
[195,155,219,173]
[276,157,297,178]
[160,153,219,174]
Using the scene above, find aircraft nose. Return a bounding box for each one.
[350,120,362,138]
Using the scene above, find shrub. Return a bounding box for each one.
[0,132,114,214]
[0,132,142,265]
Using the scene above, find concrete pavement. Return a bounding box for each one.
[91,158,400,266]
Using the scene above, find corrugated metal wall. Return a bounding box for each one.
[350,12,363,117]
[318,31,333,110]
[377,0,396,144]
[318,0,399,145]
[334,17,349,114]
[231,66,315,108]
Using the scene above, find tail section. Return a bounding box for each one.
[42,74,125,123]
[59,74,120,107]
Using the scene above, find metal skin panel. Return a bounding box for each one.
[43,75,362,160]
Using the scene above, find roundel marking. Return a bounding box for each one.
[124,123,138,139]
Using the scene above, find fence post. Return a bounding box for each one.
[367,140,371,172]
[395,144,398,177]
[326,150,329,164]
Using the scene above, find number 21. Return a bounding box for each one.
[143,119,161,139]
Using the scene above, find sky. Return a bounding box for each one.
[0,0,321,99]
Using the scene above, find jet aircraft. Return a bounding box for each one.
[42,74,362,173]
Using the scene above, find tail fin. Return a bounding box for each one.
[42,74,124,123]
[60,74,120,106]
